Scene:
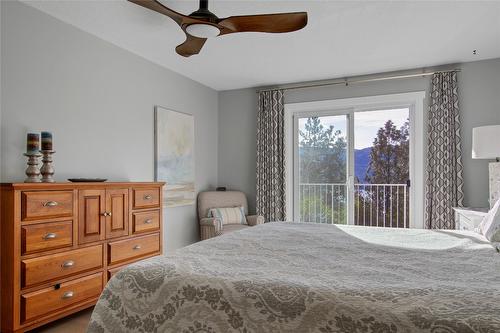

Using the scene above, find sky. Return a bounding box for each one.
[298,108,409,149]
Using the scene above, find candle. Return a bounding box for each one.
[26,133,40,154]
[41,131,53,151]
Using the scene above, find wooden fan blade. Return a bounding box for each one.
[128,0,188,26]
[176,33,207,57]
[217,12,307,34]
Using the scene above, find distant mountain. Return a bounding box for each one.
[297,146,372,183]
[355,147,372,183]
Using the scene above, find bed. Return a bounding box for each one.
[88,222,500,332]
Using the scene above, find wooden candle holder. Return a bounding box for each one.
[24,152,42,183]
[40,150,55,183]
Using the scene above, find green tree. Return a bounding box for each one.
[365,119,409,184]
[299,117,347,183]
[299,117,347,224]
[360,119,409,227]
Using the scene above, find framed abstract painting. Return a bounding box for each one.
[155,106,195,207]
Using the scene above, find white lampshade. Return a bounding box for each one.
[472,125,500,159]
[186,24,220,38]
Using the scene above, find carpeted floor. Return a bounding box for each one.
[28,307,93,333]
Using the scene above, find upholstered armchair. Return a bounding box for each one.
[198,191,264,240]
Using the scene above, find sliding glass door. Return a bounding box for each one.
[293,107,411,227]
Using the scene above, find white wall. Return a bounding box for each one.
[218,58,500,212]
[0,1,219,252]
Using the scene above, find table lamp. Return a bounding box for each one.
[472,125,500,208]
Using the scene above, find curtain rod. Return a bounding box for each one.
[256,68,461,94]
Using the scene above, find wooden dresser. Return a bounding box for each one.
[0,182,164,333]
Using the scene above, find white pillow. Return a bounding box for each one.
[479,199,500,242]
[208,206,247,225]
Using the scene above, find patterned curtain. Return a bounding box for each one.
[256,90,286,222]
[425,72,464,229]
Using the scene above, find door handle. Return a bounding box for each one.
[347,176,355,192]
[43,201,58,207]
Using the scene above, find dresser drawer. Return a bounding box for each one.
[133,188,160,209]
[22,191,73,221]
[22,245,103,287]
[132,210,160,234]
[108,233,160,265]
[21,272,102,322]
[21,220,73,255]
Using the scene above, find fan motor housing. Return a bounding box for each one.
[189,8,219,23]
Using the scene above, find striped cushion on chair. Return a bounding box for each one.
[208,207,247,225]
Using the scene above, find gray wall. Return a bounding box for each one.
[218,58,500,211]
[459,58,500,207]
[0,1,219,252]
[218,89,258,213]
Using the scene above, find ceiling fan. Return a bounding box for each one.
[128,0,308,57]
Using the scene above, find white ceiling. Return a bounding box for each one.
[23,0,500,91]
